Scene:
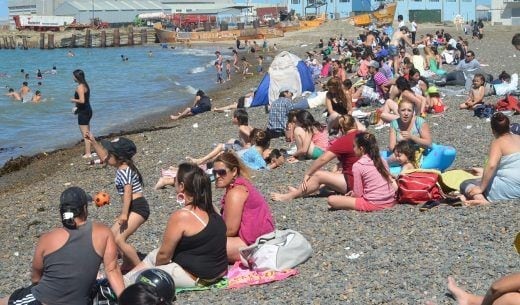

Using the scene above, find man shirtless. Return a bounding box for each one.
[19,81,32,102]
[389,26,414,74]
[5,88,21,101]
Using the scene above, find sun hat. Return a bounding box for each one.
[101,137,137,159]
[368,60,380,69]
[60,187,92,218]
[426,86,439,95]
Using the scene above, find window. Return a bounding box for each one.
[291,0,299,4]
[175,9,182,12]
[186,9,192,12]
[339,0,350,2]
[430,0,439,2]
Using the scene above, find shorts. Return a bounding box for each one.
[191,105,210,115]
[257,66,263,73]
[388,45,398,57]
[311,147,324,159]
[125,248,197,288]
[8,285,42,305]
[460,178,486,197]
[265,128,284,140]
[223,140,243,152]
[354,197,395,212]
[77,108,92,126]
[432,104,445,113]
[130,197,150,221]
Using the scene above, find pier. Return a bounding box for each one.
[0,27,157,49]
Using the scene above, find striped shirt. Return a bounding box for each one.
[115,167,143,195]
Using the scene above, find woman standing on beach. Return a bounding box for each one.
[71,69,93,158]
[86,134,149,273]
[213,152,274,262]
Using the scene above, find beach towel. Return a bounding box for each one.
[227,261,299,289]
[175,262,299,293]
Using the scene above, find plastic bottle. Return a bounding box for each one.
[88,159,103,165]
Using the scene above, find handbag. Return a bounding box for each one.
[397,169,444,205]
[239,229,313,271]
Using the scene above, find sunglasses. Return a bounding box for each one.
[212,169,228,177]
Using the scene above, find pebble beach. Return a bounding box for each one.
[0,20,519,304]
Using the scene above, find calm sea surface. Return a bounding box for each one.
[0,45,223,166]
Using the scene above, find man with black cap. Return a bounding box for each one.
[0,187,124,305]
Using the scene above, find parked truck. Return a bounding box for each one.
[13,15,82,31]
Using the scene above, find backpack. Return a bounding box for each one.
[473,104,495,118]
[397,170,444,205]
[495,95,520,113]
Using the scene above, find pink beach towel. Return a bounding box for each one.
[227,261,299,289]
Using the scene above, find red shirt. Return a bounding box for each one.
[328,131,360,190]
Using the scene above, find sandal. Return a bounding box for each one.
[420,200,440,212]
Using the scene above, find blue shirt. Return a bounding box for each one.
[267,97,293,131]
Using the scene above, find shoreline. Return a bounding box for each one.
[0,51,265,192]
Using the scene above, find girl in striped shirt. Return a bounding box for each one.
[86,133,149,273]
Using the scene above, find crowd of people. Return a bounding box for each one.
[1,23,520,305]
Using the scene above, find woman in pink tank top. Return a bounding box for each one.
[213,152,275,263]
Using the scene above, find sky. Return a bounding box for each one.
[0,0,7,20]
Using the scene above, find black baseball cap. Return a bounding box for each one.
[101,137,137,160]
[60,187,92,211]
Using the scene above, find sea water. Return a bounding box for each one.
[0,45,224,166]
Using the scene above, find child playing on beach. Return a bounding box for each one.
[215,61,224,84]
[459,73,485,110]
[257,55,264,74]
[232,50,240,72]
[241,57,253,79]
[85,134,149,273]
[327,132,397,211]
[225,59,232,81]
[392,140,417,173]
[426,86,446,113]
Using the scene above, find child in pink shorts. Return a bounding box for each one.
[327,132,397,211]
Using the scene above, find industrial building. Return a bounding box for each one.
[7,0,487,27]
[490,0,520,25]
[237,0,479,23]
[7,0,239,26]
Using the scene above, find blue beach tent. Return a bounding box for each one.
[250,51,315,107]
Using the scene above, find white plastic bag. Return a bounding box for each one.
[239,229,312,271]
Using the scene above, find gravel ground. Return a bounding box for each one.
[0,21,519,304]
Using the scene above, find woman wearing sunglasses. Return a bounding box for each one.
[124,163,227,288]
[213,152,275,262]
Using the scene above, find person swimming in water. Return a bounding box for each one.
[6,88,21,101]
